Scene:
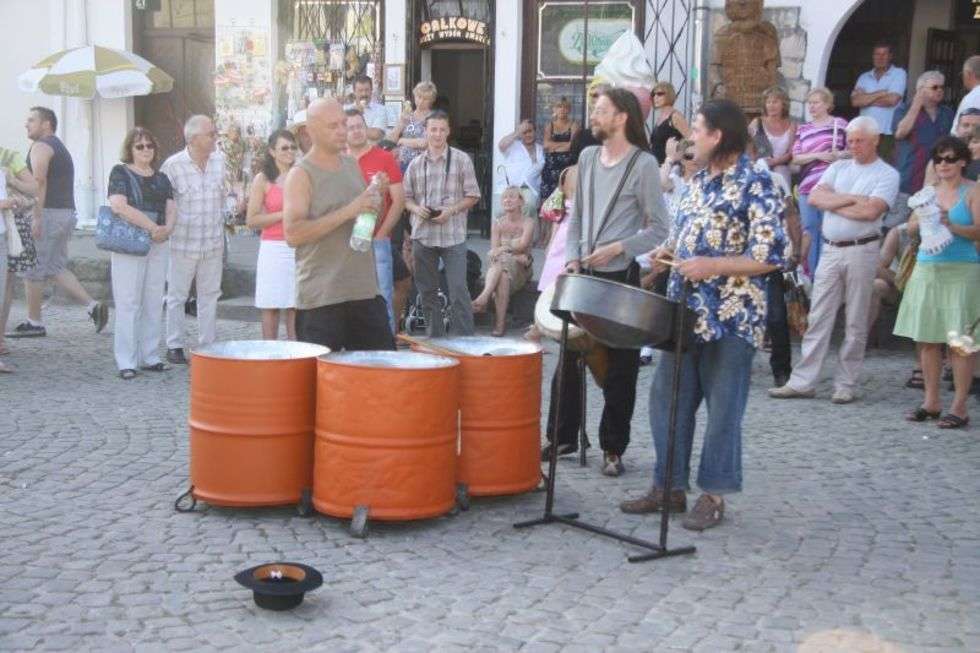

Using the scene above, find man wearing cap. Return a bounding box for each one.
[289,109,312,155]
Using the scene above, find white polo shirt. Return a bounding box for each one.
[497,140,545,197]
[853,66,907,136]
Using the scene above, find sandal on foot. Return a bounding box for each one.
[119,369,137,380]
[905,369,924,389]
[140,362,170,372]
[937,414,969,429]
[905,407,941,422]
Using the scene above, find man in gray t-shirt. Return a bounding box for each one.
[544,88,670,478]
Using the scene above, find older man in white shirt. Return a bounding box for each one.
[160,115,227,365]
[952,55,980,134]
[770,116,899,404]
[495,119,544,217]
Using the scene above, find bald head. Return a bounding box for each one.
[306,98,347,154]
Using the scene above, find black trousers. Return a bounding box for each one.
[765,270,792,378]
[545,264,641,457]
[296,296,395,352]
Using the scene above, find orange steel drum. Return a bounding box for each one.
[414,337,542,497]
[313,351,459,520]
[189,341,328,507]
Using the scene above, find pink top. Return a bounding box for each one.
[260,182,285,241]
[792,117,848,195]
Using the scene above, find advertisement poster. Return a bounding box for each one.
[537,2,635,78]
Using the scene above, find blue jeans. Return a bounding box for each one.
[798,193,823,276]
[373,238,395,334]
[650,336,755,494]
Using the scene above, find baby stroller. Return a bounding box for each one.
[401,249,482,334]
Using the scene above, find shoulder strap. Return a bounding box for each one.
[120,166,144,208]
[586,148,643,261]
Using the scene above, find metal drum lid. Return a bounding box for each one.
[320,350,458,369]
[419,336,541,357]
[193,340,329,361]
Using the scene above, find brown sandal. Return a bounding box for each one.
[937,414,969,429]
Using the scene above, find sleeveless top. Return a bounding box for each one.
[260,182,285,241]
[293,156,378,309]
[918,185,980,264]
[764,123,793,189]
[550,122,572,144]
[650,110,683,164]
[27,135,75,209]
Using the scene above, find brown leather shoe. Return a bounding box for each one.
[619,488,686,514]
[682,494,724,531]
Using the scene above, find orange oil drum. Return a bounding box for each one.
[413,337,542,496]
[313,351,460,520]
[189,341,328,507]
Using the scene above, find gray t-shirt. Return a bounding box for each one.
[566,145,670,272]
[818,157,900,241]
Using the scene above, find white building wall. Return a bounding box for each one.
[490,0,524,218]
[0,1,56,157]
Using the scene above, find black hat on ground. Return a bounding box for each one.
[234,562,323,611]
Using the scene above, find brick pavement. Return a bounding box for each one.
[0,304,977,652]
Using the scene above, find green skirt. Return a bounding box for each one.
[893,262,980,343]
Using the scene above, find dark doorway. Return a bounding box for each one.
[825,0,915,122]
[132,0,216,161]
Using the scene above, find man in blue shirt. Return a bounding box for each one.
[851,41,907,164]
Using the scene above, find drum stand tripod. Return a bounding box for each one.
[514,289,696,564]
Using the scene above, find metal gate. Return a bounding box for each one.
[644,0,699,117]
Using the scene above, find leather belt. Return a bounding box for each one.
[822,234,880,248]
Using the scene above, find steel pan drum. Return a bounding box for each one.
[313,351,459,521]
[412,337,542,497]
[189,340,329,507]
[551,273,695,350]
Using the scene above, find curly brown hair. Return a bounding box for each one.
[120,127,160,166]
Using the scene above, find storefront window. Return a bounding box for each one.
[148,0,215,29]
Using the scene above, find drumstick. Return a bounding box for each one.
[655,257,677,267]
[396,333,464,357]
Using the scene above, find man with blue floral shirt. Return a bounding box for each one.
[620,100,787,531]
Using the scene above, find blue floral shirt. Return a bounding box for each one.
[665,155,787,348]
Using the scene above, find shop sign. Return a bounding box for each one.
[955,0,980,28]
[419,16,490,46]
[558,18,630,64]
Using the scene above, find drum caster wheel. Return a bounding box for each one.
[296,488,314,517]
[455,484,470,511]
[350,505,370,539]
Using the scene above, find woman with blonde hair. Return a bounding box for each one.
[791,86,849,275]
[389,81,437,172]
[649,81,691,163]
[749,86,797,190]
[540,97,580,203]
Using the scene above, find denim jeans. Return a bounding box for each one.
[766,270,792,379]
[411,240,475,337]
[798,193,823,277]
[650,335,755,494]
[373,238,395,334]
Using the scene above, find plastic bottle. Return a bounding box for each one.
[350,173,381,252]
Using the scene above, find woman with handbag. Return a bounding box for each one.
[471,186,535,336]
[107,127,176,380]
[791,87,849,277]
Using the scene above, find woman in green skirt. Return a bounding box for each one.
[895,136,980,429]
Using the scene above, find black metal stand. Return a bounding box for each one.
[514,296,696,563]
[577,355,588,467]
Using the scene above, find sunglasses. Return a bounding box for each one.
[933,154,963,165]
[133,143,155,151]
[277,144,298,151]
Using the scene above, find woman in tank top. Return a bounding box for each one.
[540,97,579,204]
[649,81,690,164]
[246,129,298,340]
[749,86,797,190]
[894,136,980,429]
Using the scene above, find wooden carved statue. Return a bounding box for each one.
[710,0,781,117]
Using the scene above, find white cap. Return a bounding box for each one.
[288,109,308,132]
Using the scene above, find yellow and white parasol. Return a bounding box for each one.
[17,45,173,99]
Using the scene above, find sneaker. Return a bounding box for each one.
[768,384,815,399]
[540,441,584,461]
[831,388,855,404]
[619,487,687,514]
[6,321,46,338]
[601,453,625,477]
[166,348,189,365]
[89,302,109,333]
[682,494,724,531]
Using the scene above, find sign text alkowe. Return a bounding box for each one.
[419,17,490,46]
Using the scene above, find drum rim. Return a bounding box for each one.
[318,350,459,369]
[192,340,330,361]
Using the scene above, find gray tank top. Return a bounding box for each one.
[294,155,378,310]
[27,135,75,210]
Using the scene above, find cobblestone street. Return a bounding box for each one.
[1,304,978,652]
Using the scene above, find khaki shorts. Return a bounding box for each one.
[21,208,76,281]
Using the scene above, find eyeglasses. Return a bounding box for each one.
[932,154,963,165]
[133,143,155,151]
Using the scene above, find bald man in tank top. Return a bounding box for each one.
[282,98,394,351]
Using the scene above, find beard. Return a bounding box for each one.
[591,124,609,142]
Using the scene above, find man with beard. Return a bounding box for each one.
[541,88,670,477]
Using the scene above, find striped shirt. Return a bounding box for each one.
[792,118,848,195]
[161,148,227,258]
[403,146,481,248]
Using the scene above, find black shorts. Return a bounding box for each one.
[296,296,395,352]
